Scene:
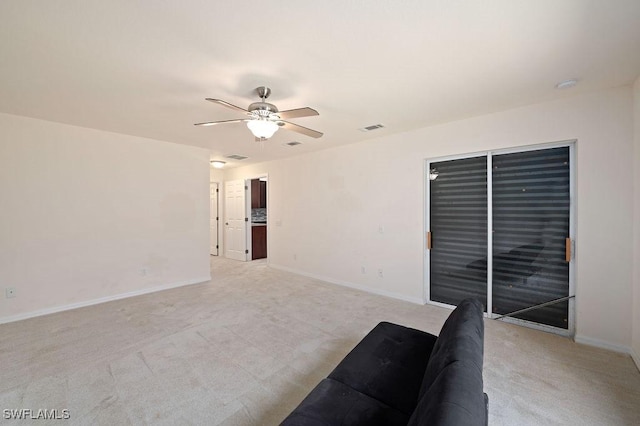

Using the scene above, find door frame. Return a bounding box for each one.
[424,140,576,337]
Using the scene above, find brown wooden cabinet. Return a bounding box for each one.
[259,181,266,208]
[251,179,267,208]
[252,225,267,260]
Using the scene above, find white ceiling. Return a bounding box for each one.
[1,1,639,167]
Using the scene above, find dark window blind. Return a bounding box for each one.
[492,147,570,328]
[430,156,488,309]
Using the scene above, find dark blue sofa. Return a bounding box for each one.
[281,298,488,426]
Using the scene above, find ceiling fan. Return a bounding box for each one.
[195,86,323,140]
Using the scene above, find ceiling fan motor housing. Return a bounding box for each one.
[248,102,279,117]
[249,86,280,119]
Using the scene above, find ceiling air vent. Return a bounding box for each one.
[226,154,248,160]
[285,141,302,146]
[359,124,385,132]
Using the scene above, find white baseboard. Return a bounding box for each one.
[574,335,640,371]
[268,263,425,305]
[631,348,640,372]
[0,276,211,325]
[574,334,632,355]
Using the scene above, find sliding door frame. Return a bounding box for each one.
[424,140,576,337]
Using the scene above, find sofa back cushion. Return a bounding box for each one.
[408,298,486,425]
[419,298,484,397]
[407,360,486,426]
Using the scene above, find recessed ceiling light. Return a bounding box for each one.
[210,161,226,169]
[555,79,578,89]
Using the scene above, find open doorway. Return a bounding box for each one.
[249,177,267,260]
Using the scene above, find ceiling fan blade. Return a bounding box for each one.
[194,118,248,126]
[205,98,249,114]
[277,107,319,119]
[279,121,323,138]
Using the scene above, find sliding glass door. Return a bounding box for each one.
[492,147,570,328]
[426,143,573,333]
[429,156,488,310]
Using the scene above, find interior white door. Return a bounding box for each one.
[210,182,219,255]
[224,179,247,261]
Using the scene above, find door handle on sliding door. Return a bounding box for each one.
[565,237,571,262]
[426,231,432,250]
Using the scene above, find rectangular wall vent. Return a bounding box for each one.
[226,154,248,160]
[285,141,302,146]
[359,124,385,132]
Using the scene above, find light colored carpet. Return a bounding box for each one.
[1,257,639,425]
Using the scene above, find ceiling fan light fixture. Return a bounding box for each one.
[247,119,279,139]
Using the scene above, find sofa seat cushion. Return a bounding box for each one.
[327,322,437,415]
[407,360,487,426]
[280,378,409,426]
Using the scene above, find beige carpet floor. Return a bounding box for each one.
[1,256,639,425]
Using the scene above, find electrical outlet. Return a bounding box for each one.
[5,287,16,298]
[361,266,366,274]
[293,253,297,261]
[377,269,383,278]
[140,268,149,276]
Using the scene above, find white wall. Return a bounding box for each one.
[633,77,640,368]
[0,113,211,322]
[225,86,635,351]
[210,167,224,183]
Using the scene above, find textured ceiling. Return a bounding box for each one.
[1,1,639,167]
